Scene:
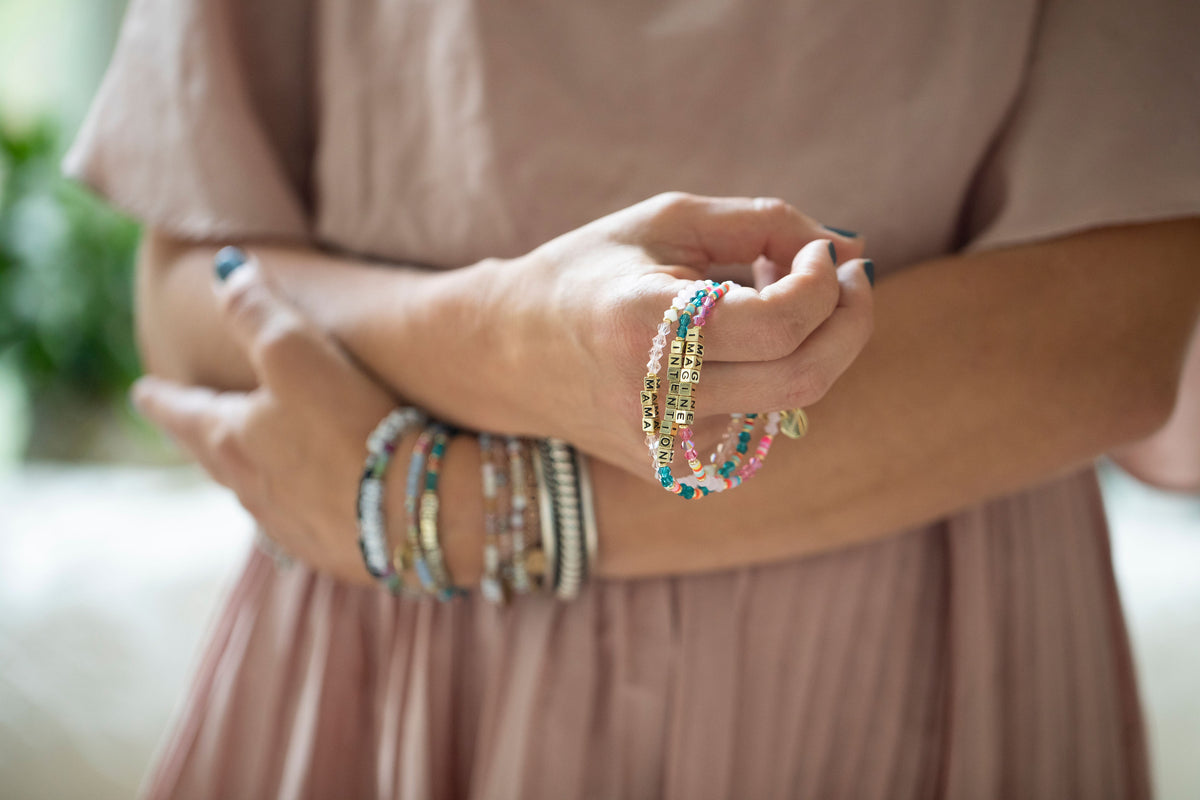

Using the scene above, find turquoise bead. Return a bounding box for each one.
[680,484,695,499]
[660,475,673,488]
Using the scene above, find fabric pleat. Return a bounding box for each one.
[137,469,1150,799]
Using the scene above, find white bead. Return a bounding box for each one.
[665,309,679,322]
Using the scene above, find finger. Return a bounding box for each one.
[698,237,843,362]
[636,192,867,270]
[214,254,360,392]
[131,376,252,484]
[701,258,875,413]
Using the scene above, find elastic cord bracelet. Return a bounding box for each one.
[530,440,558,596]
[642,279,800,499]
[505,436,538,594]
[357,407,425,592]
[419,426,464,601]
[479,433,508,604]
[405,423,440,594]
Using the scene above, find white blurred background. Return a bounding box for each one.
[0,2,1197,798]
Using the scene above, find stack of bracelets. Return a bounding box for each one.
[353,278,807,602]
[356,411,597,603]
[643,279,810,499]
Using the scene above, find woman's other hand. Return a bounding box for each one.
[426,192,874,475]
[131,259,394,584]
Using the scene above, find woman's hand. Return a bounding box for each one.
[419,192,874,475]
[132,259,395,584]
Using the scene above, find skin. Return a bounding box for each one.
[131,195,1200,588]
[135,194,871,476]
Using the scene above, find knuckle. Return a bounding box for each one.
[752,196,790,219]
[793,263,840,318]
[220,271,269,326]
[206,422,244,469]
[783,358,833,407]
[252,318,311,370]
[759,315,801,360]
[648,191,697,219]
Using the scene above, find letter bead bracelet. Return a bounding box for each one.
[642,279,808,499]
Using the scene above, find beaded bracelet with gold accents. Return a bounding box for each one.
[645,280,739,498]
[417,425,465,600]
[478,433,508,604]
[505,436,542,593]
[643,279,806,498]
[405,423,439,594]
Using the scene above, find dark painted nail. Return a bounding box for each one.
[822,225,858,238]
[214,246,247,281]
[827,240,837,263]
[863,259,875,287]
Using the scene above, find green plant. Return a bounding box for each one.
[0,116,141,409]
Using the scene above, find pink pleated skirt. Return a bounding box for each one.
[142,466,1148,799]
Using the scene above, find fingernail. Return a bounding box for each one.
[214,246,247,281]
[827,241,837,263]
[863,259,875,287]
[822,224,858,238]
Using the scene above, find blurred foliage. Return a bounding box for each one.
[0,116,141,407]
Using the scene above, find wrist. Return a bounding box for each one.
[386,428,485,589]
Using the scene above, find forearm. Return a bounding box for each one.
[590,219,1199,576]
[1108,318,1200,492]
[137,230,446,399]
[427,220,1200,583]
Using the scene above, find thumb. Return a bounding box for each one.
[211,247,334,387]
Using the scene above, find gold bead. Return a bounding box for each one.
[673,409,694,424]
[640,390,656,406]
[643,375,660,391]
[685,341,704,357]
[524,549,547,576]
[668,353,683,370]
[670,340,684,354]
[656,448,674,465]
[686,326,701,340]
[680,368,698,383]
[642,417,656,433]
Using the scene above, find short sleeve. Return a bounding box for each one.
[63,0,314,241]
[961,0,1200,252]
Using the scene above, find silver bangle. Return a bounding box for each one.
[545,438,585,600]
[531,441,557,595]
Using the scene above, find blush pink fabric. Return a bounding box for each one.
[66,0,1200,797]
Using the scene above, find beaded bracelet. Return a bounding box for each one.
[505,436,539,594]
[419,426,464,601]
[405,423,440,594]
[646,280,739,498]
[357,407,425,592]
[642,279,806,499]
[478,433,508,604]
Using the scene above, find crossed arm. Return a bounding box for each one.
[135,211,1200,584]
